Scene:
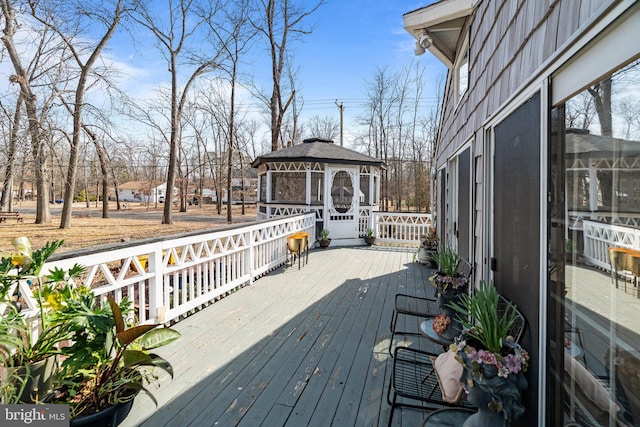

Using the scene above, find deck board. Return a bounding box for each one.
[121,246,437,427]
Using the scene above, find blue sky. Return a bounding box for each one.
[107,0,445,138]
[278,0,445,127]
[0,1,445,148]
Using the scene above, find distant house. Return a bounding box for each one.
[117,181,146,202]
[404,1,639,426]
[118,181,177,203]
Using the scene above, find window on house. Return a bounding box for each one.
[456,36,469,103]
[549,58,640,427]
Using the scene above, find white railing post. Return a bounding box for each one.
[148,243,164,323]
[248,229,255,283]
[371,212,378,238]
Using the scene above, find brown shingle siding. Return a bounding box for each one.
[437,0,612,165]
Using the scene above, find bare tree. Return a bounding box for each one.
[206,0,255,222]
[0,94,23,211]
[565,92,596,130]
[134,0,226,224]
[252,0,324,152]
[358,67,395,210]
[617,97,640,139]
[27,0,129,228]
[305,114,338,140]
[1,0,59,223]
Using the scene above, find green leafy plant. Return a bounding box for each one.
[48,289,180,418]
[429,246,459,277]
[320,229,330,240]
[449,281,519,354]
[0,238,85,367]
[366,228,374,238]
[0,237,86,404]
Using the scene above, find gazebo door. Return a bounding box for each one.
[327,167,359,239]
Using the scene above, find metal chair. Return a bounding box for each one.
[386,294,526,426]
[388,258,473,356]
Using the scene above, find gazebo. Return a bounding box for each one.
[252,138,385,246]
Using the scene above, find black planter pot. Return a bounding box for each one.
[463,386,507,427]
[364,236,375,246]
[70,400,134,427]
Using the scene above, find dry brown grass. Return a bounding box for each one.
[0,202,257,255]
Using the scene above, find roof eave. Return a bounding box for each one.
[252,157,386,170]
[404,0,474,68]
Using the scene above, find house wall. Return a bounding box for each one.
[432,1,638,425]
[437,0,614,164]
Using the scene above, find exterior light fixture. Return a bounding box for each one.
[414,30,432,56]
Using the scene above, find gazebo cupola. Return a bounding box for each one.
[252,138,385,246]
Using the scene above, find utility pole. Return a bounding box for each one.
[335,100,344,146]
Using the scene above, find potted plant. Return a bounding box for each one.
[319,229,331,248]
[0,238,76,403]
[0,236,181,426]
[428,247,468,340]
[364,229,375,246]
[43,285,180,426]
[449,281,529,426]
[415,228,438,266]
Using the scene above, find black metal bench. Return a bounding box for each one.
[0,212,23,223]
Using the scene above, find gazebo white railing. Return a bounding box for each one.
[582,220,640,270]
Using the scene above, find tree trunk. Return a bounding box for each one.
[163,55,179,225]
[1,3,51,223]
[58,0,123,229]
[0,93,23,212]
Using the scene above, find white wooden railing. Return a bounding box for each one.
[24,214,316,326]
[582,220,640,270]
[371,212,433,245]
[258,204,433,246]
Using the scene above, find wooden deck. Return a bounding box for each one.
[121,246,442,427]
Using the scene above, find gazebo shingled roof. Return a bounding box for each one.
[566,129,640,158]
[251,138,385,169]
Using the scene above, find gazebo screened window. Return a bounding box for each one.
[271,171,306,203]
[259,175,267,202]
[360,174,370,205]
[311,171,323,204]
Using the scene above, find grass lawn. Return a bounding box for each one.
[0,201,257,255]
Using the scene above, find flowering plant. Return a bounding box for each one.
[432,313,451,334]
[452,336,529,380]
[0,238,82,366]
[451,335,529,420]
[429,272,468,296]
[420,228,439,251]
[447,281,529,421]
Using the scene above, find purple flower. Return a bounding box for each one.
[504,354,522,374]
